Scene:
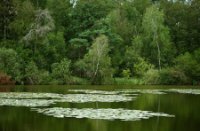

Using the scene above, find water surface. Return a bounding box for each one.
[0,85,200,131]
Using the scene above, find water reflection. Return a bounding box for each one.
[0,86,200,131]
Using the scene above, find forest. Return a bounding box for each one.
[0,0,199,85]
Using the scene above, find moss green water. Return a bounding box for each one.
[0,85,200,131]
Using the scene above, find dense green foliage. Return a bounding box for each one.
[0,0,199,85]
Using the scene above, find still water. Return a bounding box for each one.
[0,85,200,131]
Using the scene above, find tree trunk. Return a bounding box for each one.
[152,17,162,71]
[94,58,100,77]
[156,41,161,71]
[154,29,161,71]
[3,15,7,40]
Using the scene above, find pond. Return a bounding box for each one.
[0,85,200,131]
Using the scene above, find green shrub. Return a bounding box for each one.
[175,51,200,84]
[134,57,154,77]
[143,68,189,85]
[51,58,71,84]
[24,61,51,85]
[0,48,21,82]
[121,69,131,78]
[158,68,188,85]
[143,69,160,85]
[24,61,40,84]
[38,70,51,85]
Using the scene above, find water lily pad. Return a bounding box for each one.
[166,89,200,95]
[32,107,175,121]
[119,89,166,95]
[69,89,166,95]
[60,94,134,103]
[0,99,55,107]
[0,92,63,99]
[0,91,175,121]
[0,92,135,104]
[68,89,122,95]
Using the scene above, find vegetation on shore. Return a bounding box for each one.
[0,0,200,85]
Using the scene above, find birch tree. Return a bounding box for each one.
[142,5,173,70]
[76,35,113,84]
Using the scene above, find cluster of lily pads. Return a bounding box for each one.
[0,92,134,104]
[1,88,198,121]
[0,99,55,107]
[32,107,174,121]
[69,89,200,95]
[69,89,166,95]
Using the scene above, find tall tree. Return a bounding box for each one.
[0,0,16,40]
[76,35,113,84]
[142,5,174,70]
[9,0,35,40]
[65,0,114,62]
[160,0,200,54]
[23,9,54,54]
[47,0,71,31]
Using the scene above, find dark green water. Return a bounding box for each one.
[0,85,200,131]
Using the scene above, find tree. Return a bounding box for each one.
[107,9,134,45]
[65,0,114,62]
[175,50,200,84]
[107,0,143,45]
[9,0,35,40]
[0,0,16,40]
[24,61,40,84]
[51,58,71,84]
[123,35,143,76]
[106,0,149,76]
[161,0,200,54]
[30,0,47,9]
[38,31,67,70]
[21,9,55,69]
[23,9,55,54]
[76,35,113,84]
[47,0,71,31]
[0,48,21,82]
[142,5,174,70]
